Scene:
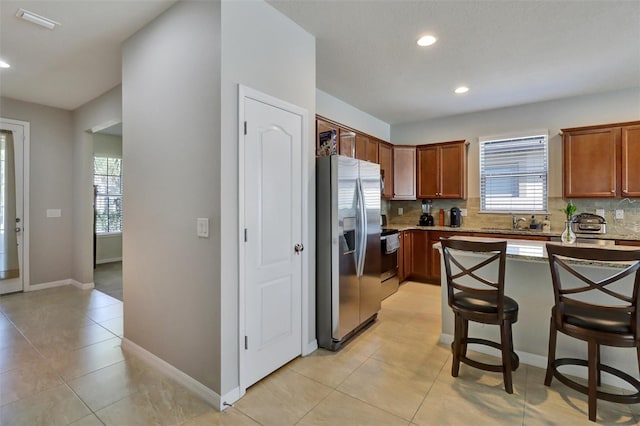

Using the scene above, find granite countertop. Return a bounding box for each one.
[385,224,640,242]
[433,235,640,266]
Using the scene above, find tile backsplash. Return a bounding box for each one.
[382,197,640,237]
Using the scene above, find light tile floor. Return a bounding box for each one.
[0,282,638,425]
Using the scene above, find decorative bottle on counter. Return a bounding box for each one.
[438,209,445,226]
[542,216,551,233]
[561,221,576,245]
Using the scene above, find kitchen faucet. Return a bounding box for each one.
[512,216,527,230]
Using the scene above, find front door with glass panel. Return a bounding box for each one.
[0,120,24,295]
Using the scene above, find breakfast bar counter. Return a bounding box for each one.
[434,237,640,388]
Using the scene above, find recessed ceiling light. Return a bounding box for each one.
[454,86,469,94]
[0,60,10,69]
[417,35,437,47]
[16,8,60,30]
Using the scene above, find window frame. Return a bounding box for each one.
[93,156,123,235]
[479,130,549,214]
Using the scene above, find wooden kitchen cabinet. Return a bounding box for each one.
[410,230,430,281]
[379,142,393,199]
[398,230,412,282]
[417,140,467,199]
[366,138,379,163]
[563,121,640,198]
[621,124,640,197]
[392,146,416,200]
[355,134,379,163]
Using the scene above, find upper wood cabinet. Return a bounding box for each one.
[621,124,640,197]
[417,140,467,199]
[316,116,383,164]
[392,146,416,200]
[563,121,640,198]
[378,142,393,199]
[354,134,379,163]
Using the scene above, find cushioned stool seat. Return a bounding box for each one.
[545,243,640,422]
[441,238,519,394]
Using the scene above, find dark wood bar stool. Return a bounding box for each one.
[545,243,640,422]
[441,238,519,394]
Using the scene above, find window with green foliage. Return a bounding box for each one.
[94,157,122,233]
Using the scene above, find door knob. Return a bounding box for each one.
[15,227,21,232]
[294,243,304,254]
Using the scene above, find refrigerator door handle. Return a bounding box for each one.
[356,177,367,278]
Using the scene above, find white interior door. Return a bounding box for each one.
[0,120,25,295]
[242,94,303,388]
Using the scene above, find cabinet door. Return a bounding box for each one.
[393,146,416,200]
[439,142,466,199]
[564,128,619,198]
[397,231,405,282]
[428,231,448,282]
[417,145,438,198]
[411,231,430,281]
[339,129,356,158]
[355,134,368,161]
[403,230,412,279]
[366,138,379,163]
[621,124,640,197]
[378,142,393,199]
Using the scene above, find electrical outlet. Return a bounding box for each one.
[398,207,403,216]
[595,208,605,217]
[615,209,624,220]
[460,208,468,217]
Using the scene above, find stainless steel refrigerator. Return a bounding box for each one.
[316,155,381,351]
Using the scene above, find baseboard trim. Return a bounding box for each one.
[96,257,122,264]
[303,339,318,356]
[439,333,633,390]
[27,279,69,291]
[121,338,225,410]
[70,280,95,290]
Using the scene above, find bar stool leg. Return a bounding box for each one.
[544,318,556,386]
[461,319,469,358]
[596,344,602,387]
[452,313,462,377]
[588,340,598,422]
[500,320,514,394]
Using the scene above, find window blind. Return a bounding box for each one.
[479,134,548,212]
[94,156,122,233]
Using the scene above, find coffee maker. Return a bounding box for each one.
[419,199,434,226]
[450,207,462,227]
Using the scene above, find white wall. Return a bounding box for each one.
[391,88,640,198]
[316,89,391,141]
[72,86,122,284]
[220,0,315,396]
[122,1,221,392]
[0,97,74,285]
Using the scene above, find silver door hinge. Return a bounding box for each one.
[244,121,247,135]
[244,336,248,350]
[244,228,248,242]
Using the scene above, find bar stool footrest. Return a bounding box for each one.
[453,337,520,372]
[551,358,640,404]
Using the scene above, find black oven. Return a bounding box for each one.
[381,229,399,300]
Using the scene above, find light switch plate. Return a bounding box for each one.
[47,209,61,218]
[615,209,624,220]
[460,208,468,217]
[197,218,209,238]
[595,208,605,217]
[398,208,403,216]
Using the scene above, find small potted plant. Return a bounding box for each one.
[560,200,577,244]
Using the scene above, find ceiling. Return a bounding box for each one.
[269,0,640,124]
[0,0,176,110]
[0,1,638,124]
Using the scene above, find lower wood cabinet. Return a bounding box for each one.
[396,230,551,285]
[411,231,430,281]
